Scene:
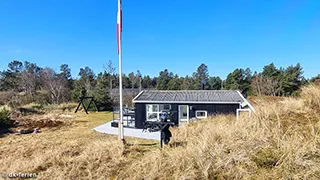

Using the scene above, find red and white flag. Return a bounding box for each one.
[117,0,122,54]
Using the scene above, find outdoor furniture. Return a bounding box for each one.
[112,107,136,128]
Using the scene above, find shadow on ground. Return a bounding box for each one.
[0,125,15,138]
[126,143,158,147]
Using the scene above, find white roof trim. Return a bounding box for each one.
[236,91,256,112]
[132,91,144,103]
[132,100,241,104]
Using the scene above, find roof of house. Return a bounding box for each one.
[132,90,246,104]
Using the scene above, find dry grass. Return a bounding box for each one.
[117,85,320,180]
[1,85,320,179]
[301,85,320,111]
[0,112,157,180]
[0,112,126,179]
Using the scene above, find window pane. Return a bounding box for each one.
[196,111,207,118]
[147,113,158,121]
[147,105,152,112]
[152,105,158,112]
[160,104,171,111]
[147,105,158,112]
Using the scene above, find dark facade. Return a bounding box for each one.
[134,103,240,129]
[132,90,254,129]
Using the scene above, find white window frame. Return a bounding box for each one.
[146,104,171,121]
[236,108,252,120]
[196,110,208,119]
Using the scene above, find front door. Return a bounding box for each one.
[179,105,189,124]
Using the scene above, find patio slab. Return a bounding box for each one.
[93,122,160,141]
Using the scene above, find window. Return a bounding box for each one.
[146,104,171,121]
[196,110,207,119]
[146,104,159,121]
[161,104,171,111]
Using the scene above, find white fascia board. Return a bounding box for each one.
[236,91,256,112]
[132,91,144,103]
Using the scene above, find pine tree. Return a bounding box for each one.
[192,63,209,90]
[208,76,222,90]
[225,68,252,95]
[156,69,173,90]
[181,75,195,90]
[94,73,113,111]
[167,75,182,90]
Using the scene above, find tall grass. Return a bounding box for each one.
[301,84,320,111]
[117,85,320,179]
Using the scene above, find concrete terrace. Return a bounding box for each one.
[93,122,160,141]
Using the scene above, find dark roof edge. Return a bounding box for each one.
[132,100,241,104]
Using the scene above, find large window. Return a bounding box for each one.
[196,110,208,119]
[146,104,171,121]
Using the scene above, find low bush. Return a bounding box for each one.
[34,91,51,105]
[0,108,11,128]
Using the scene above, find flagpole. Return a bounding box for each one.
[118,44,124,141]
[117,0,124,141]
[117,0,124,142]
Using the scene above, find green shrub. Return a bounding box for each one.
[0,108,11,128]
[34,91,50,105]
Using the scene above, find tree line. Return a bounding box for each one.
[0,60,319,108]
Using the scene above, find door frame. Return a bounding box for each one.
[178,105,189,124]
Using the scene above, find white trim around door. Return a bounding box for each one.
[179,105,189,124]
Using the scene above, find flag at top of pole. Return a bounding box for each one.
[117,0,124,141]
[117,0,122,54]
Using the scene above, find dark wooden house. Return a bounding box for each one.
[132,90,255,129]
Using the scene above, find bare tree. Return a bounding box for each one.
[20,71,36,95]
[41,68,69,104]
[251,76,262,96]
[104,60,116,96]
[251,75,281,96]
[137,70,142,92]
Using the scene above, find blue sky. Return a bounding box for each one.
[0,0,319,79]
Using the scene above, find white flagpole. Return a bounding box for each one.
[117,0,124,141]
[118,45,124,140]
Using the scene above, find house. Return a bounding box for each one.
[132,90,255,129]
